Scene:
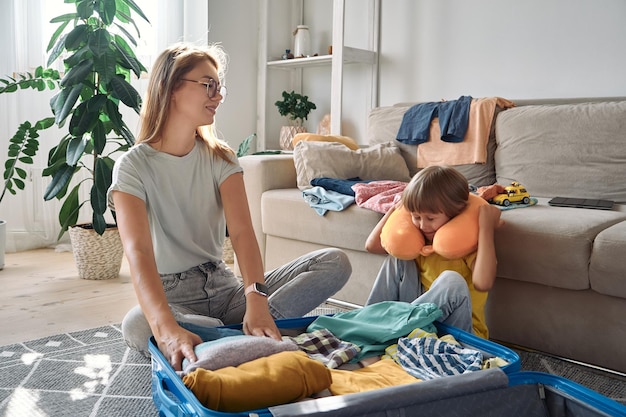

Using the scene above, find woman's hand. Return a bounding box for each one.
[156,324,203,371]
[242,296,282,340]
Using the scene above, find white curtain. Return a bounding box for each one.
[0,0,208,252]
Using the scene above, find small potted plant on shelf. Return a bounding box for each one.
[0,0,149,279]
[274,90,316,150]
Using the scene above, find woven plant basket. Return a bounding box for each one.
[69,224,124,280]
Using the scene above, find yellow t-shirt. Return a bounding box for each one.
[416,251,489,339]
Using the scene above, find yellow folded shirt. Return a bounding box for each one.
[329,358,420,395]
[183,350,331,412]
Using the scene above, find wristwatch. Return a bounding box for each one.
[244,282,269,297]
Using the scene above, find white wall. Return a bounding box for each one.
[206,1,259,149]
[378,0,626,105]
[208,0,626,149]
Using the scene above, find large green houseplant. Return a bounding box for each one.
[1,0,149,278]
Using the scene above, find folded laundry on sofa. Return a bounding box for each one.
[183,350,331,412]
[310,177,371,196]
[302,186,355,215]
[352,180,408,213]
[414,96,516,167]
[397,95,473,144]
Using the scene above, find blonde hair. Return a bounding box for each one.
[402,165,469,219]
[137,42,234,162]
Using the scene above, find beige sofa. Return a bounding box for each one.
[239,97,626,373]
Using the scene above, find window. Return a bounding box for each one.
[41,0,158,74]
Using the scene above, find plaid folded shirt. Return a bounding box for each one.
[285,328,361,368]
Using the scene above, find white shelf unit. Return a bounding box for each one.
[256,0,380,150]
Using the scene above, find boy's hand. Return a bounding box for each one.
[479,204,504,230]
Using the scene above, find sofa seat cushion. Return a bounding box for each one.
[494,199,626,290]
[495,100,626,202]
[261,189,383,253]
[590,219,626,298]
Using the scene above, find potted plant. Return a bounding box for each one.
[0,0,149,279]
[274,90,316,150]
[0,117,48,268]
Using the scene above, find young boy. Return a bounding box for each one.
[365,165,502,338]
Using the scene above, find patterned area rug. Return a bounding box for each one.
[1,316,625,416]
[0,324,157,417]
[514,348,626,406]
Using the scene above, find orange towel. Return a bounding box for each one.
[183,350,332,412]
[416,97,515,168]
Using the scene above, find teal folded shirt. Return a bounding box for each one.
[307,301,443,361]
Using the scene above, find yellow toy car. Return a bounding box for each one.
[491,182,531,207]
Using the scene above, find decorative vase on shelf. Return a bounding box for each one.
[293,25,310,58]
[280,126,306,151]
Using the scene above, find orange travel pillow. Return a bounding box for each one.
[380,193,487,260]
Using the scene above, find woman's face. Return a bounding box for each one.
[410,211,451,243]
[171,59,223,127]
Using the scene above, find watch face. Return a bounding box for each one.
[255,283,269,296]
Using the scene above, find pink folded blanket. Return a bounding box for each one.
[352,181,408,213]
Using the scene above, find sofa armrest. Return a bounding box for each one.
[238,154,297,271]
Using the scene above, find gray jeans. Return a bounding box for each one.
[122,248,351,355]
[365,256,473,333]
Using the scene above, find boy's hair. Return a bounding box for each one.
[402,165,469,219]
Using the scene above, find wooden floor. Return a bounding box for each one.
[0,248,138,346]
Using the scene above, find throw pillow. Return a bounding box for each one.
[293,141,411,190]
[292,133,360,150]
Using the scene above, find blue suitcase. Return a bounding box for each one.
[266,369,626,417]
[150,315,523,416]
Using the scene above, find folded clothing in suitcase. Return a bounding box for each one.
[150,312,525,416]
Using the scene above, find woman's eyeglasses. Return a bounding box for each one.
[180,78,227,103]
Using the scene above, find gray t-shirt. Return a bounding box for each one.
[107,139,243,274]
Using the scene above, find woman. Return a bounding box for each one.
[107,43,351,371]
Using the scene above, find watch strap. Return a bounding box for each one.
[244,282,268,297]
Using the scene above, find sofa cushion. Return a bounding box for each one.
[292,133,360,150]
[293,141,411,190]
[495,101,626,202]
[494,199,626,290]
[589,218,626,298]
[367,104,499,186]
[261,188,383,252]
